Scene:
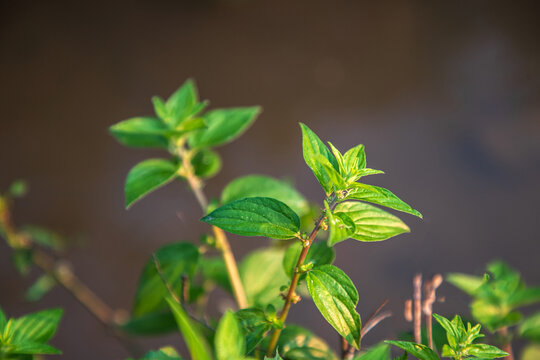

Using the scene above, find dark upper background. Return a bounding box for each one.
[1,0,539,358]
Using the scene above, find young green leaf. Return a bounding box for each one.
[20,225,64,250]
[152,96,168,121]
[384,341,440,360]
[306,265,361,349]
[326,207,356,246]
[236,308,272,353]
[12,308,63,343]
[343,144,366,172]
[25,274,56,302]
[110,117,170,148]
[446,273,484,296]
[432,314,461,349]
[125,158,179,209]
[166,79,200,127]
[264,351,284,360]
[8,342,62,355]
[300,123,340,194]
[334,202,410,242]
[520,312,540,342]
[133,242,199,317]
[313,154,348,192]
[215,311,245,360]
[191,149,222,179]
[201,197,300,240]
[188,107,261,149]
[508,286,540,307]
[466,344,509,359]
[221,175,310,217]
[282,241,335,279]
[240,248,289,308]
[343,183,422,218]
[353,343,390,360]
[166,297,213,360]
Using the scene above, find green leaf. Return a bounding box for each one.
[0,307,6,330]
[384,341,440,360]
[240,248,289,308]
[471,299,522,331]
[21,225,64,250]
[260,324,338,360]
[125,158,179,209]
[201,197,300,240]
[466,343,508,359]
[282,241,335,279]
[120,311,177,336]
[191,149,222,179]
[300,123,340,194]
[328,142,346,174]
[334,202,410,242]
[11,248,33,275]
[519,312,540,342]
[152,96,168,120]
[9,341,62,355]
[432,314,460,349]
[508,286,540,307]
[215,311,245,360]
[353,343,390,360]
[446,273,484,296]
[343,144,366,172]
[12,308,63,343]
[166,298,213,360]
[313,154,348,192]
[8,180,28,197]
[166,79,200,127]
[306,265,361,349]
[326,206,356,246]
[110,117,170,148]
[221,175,310,217]
[343,183,422,218]
[188,107,261,148]
[133,242,199,317]
[25,274,56,302]
[235,308,272,353]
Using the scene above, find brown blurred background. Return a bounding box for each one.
[1,1,540,358]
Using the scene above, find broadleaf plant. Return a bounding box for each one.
[9,78,519,360]
[386,314,508,360]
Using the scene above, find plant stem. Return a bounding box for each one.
[413,273,422,344]
[0,196,142,357]
[179,149,248,309]
[266,201,334,357]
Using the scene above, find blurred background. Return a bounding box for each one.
[1,0,539,358]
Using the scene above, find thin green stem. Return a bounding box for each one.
[266,198,335,357]
[178,147,248,309]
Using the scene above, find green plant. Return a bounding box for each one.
[107,79,422,358]
[387,314,508,360]
[0,79,516,360]
[447,261,540,359]
[0,307,63,359]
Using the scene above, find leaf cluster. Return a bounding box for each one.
[387,314,508,360]
[0,307,63,359]
[447,261,540,332]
